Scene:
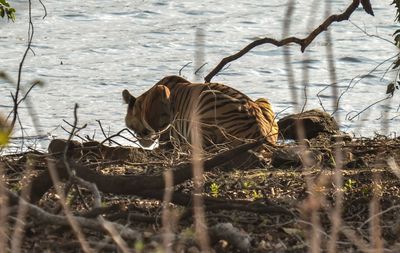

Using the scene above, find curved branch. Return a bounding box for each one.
[204,0,360,82]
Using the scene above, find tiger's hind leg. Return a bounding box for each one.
[255,98,279,143]
[255,98,275,122]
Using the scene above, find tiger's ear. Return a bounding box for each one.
[156,85,170,104]
[122,89,136,104]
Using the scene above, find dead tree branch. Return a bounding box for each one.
[204,0,364,82]
[27,140,265,203]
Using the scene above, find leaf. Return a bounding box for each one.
[394,29,400,36]
[395,34,400,43]
[0,131,9,146]
[393,58,400,69]
[361,0,374,16]
[8,9,15,21]
[0,0,15,21]
[0,0,9,7]
[0,116,10,147]
[392,0,400,22]
[386,82,395,95]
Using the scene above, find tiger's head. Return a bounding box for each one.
[122,85,172,147]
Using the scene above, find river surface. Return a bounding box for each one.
[1,0,399,152]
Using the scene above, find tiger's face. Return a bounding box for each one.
[122,85,172,147]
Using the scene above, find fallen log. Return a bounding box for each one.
[27,140,265,203]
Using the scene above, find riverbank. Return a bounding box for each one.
[1,134,400,252]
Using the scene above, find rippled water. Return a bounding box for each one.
[1,0,399,151]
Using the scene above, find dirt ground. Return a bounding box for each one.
[1,134,400,253]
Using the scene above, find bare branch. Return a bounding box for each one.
[204,0,361,82]
[179,62,192,76]
[10,0,35,131]
[347,96,392,121]
[38,0,47,19]
[63,104,79,177]
[16,80,43,106]
[100,128,138,146]
[96,120,121,146]
[194,62,208,75]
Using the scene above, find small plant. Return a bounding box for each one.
[344,179,357,192]
[65,192,75,206]
[361,186,372,196]
[134,240,144,253]
[210,182,220,198]
[241,181,262,199]
[0,0,16,21]
[243,181,254,189]
[251,190,263,200]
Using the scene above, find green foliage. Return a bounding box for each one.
[0,0,16,21]
[242,181,252,188]
[0,130,9,146]
[393,0,400,22]
[343,179,357,192]
[210,182,220,197]
[241,181,263,199]
[134,240,144,252]
[0,115,10,147]
[251,189,263,199]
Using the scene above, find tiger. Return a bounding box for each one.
[122,75,278,149]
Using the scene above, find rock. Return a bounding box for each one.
[344,157,367,169]
[48,138,147,161]
[271,146,323,168]
[48,139,83,158]
[277,109,339,140]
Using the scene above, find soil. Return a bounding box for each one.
[1,134,400,253]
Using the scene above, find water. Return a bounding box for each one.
[1,0,399,152]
